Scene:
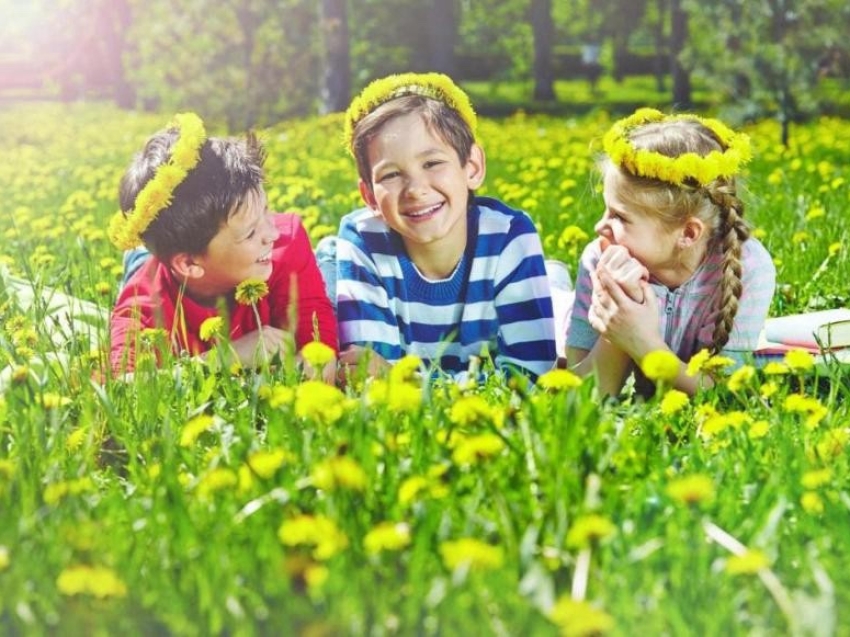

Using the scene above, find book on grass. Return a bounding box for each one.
[763,308,850,350]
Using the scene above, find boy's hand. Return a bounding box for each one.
[596,240,648,303]
[337,345,391,385]
[230,327,293,367]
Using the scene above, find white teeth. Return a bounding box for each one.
[407,203,441,217]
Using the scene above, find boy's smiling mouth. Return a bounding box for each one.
[403,201,443,220]
[256,250,272,264]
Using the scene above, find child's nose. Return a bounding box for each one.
[263,215,280,242]
[404,174,428,198]
[594,216,609,236]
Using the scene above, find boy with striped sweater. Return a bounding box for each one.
[326,73,557,383]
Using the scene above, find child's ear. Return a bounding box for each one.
[465,144,486,190]
[678,217,706,248]
[359,179,378,210]
[170,253,204,279]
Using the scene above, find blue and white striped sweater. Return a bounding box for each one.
[336,197,557,380]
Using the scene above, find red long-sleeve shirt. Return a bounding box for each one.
[110,213,338,373]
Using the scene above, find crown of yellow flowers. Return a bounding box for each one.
[108,112,207,250]
[602,108,752,187]
[343,72,477,154]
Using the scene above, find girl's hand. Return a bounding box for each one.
[588,266,663,360]
[596,241,648,303]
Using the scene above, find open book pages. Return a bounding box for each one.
[761,308,850,350]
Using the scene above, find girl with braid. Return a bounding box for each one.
[566,109,775,397]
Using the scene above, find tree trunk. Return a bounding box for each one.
[428,0,457,75]
[652,0,666,93]
[103,0,135,108]
[670,0,691,108]
[531,0,555,101]
[319,0,351,114]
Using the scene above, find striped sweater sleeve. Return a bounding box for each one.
[336,209,404,363]
[483,207,557,379]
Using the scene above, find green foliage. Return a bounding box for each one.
[2,103,850,635]
[682,0,850,132]
[124,0,318,129]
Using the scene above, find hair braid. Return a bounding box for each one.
[708,187,749,353]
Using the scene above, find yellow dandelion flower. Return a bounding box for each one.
[762,361,789,375]
[666,474,715,506]
[363,522,412,554]
[801,467,832,489]
[660,389,689,415]
[451,434,506,465]
[439,538,504,572]
[311,456,368,492]
[41,393,71,410]
[828,242,842,257]
[57,565,128,598]
[748,420,770,439]
[199,316,224,342]
[180,414,216,447]
[278,514,349,560]
[549,596,615,637]
[449,395,504,428]
[816,428,848,459]
[398,476,429,505]
[0,546,8,571]
[247,448,293,479]
[801,491,824,514]
[295,381,346,424]
[234,278,269,305]
[702,355,736,371]
[301,341,335,368]
[259,383,295,408]
[726,549,769,575]
[538,368,583,391]
[389,354,423,383]
[760,381,780,399]
[727,365,755,392]
[66,427,88,451]
[565,514,616,549]
[641,350,680,383]
[784,349,815,372]
[196,468,238,498]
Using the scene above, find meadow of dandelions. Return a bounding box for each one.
[1,102,850,635]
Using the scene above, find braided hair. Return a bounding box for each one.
[601,119,749,353]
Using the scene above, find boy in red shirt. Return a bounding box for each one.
[109,113,337,376]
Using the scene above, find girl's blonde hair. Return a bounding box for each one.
[602,119,750,353]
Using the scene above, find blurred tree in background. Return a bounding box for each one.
[683,0,850,144]
[2,0,849,133]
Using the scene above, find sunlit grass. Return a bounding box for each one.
[1,102,849,634]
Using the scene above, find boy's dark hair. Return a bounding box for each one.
[119,130,266,263]
[351,94,476,187]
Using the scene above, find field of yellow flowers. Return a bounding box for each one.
[1,102,849,635]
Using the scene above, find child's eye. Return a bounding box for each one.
[424,160,444,169]
[377,171,400,182]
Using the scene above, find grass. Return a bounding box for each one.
[1,102,850,635]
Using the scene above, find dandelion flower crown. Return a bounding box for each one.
[602,108,752,187]
[108,112,207,250]
[343,72,477,155]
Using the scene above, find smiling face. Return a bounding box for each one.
[184,188,280,300]
[359,112,485,269]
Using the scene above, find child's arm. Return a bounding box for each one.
[491,215,558,380]
[590,267,711,395]
[335,215,405,366]
[268,214,338,353]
